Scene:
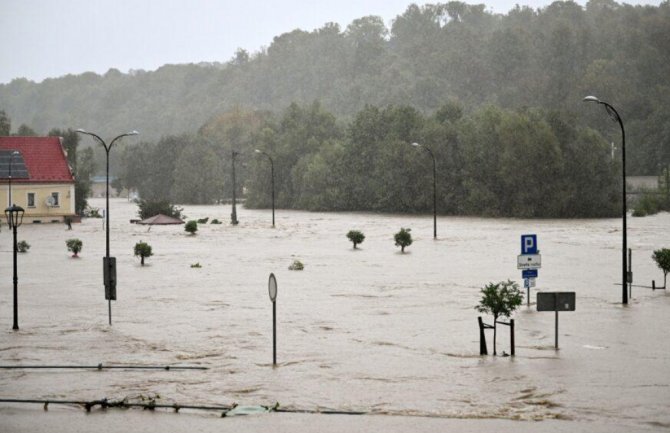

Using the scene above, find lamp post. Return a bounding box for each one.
[583,96,628,305]
[411,142,437,239]
[5,204,24,330]
[7,150,20,207]
[255,149,275,227]
[231,151,239,225]
[76,129,139,324]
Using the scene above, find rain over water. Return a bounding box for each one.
[1,197,670,430]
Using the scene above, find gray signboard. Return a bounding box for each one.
[537,292,575,312]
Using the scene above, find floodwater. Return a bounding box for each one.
[1,197,670,431]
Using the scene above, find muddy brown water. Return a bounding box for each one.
[1,198,669,430]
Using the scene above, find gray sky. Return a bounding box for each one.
[0,0,664,84]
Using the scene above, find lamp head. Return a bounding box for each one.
[583,96,600,103]
[255,149,262,154]
[411,142,421,147]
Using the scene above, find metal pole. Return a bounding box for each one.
[626,248,633,298]
[583,98,627,304]
[619,109,628,305]
[12,223,18,330]
[272,301,277,365]
[105,146,112,326]
[510,319,515,356]
[555,310,559,349]
[270,156,275,228]
[231,151,238,225]
[432,151,436,239]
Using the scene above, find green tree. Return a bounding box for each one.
[475,280,523,355]
[652,248,670,288]
[17,240,30,253]
[49,128,93,215]
[394,228,413,253]
[184,220,198,235]
[347,230,365,249]
[66,238,83,257]
[134,241,153,266]
[15,124,37,135]
[0,110,10,135]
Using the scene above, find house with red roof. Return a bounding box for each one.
[0,136,76,223]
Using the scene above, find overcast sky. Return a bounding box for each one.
[0,0,664,84]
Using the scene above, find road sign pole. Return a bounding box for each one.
[555,310,559,349]
[272,301,276,366]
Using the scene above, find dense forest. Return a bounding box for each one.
[1,1,669,217]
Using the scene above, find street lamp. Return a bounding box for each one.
[411,142,437,239]
[255,149,275,227]
[5,204,24,330]
[8,150,20,206]
[583,96,628,304]
[231,151,239,225]
[76,129,139,324]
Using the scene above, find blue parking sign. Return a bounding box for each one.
[521,234,537,255]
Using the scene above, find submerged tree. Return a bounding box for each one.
[347,230,365,249]
[134,241,153,266]
[66,238,83,257]
[394,228,413,253]
[475,280,523,355]
[652,248,670,288]
[184,220,198,235]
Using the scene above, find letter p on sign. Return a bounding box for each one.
[521,234,537,255]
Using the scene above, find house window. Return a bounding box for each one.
[51,192,59,206]
[27,193,35,208]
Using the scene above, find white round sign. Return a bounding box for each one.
[268,273,277,302]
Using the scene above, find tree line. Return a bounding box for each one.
[115,101,620,218]
[1,0,669,175]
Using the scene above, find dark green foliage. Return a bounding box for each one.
[0,110,10,135]
[48,128,93,215]
[66,238,83,257]
[134,241,153,266]
[17,240,30,253]
[210,219,222,224]
[136,199,183,220]
[184,220,198,235]
[652,248,670,288]
[475,280,523,355]
[633,192,663,217]
[2,2,669,177]
[394,228,413,253]
[347,230,365,249]
[288,260,304,270]
[197,217,209,224]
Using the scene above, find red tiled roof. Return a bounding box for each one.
[0,136,75,183]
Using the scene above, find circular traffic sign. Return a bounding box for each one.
[268,273,277,302]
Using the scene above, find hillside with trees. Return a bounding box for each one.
[1,1,668,217]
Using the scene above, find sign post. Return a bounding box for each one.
[268,273,278,366]
[519,234,540,306]
[537,292,575,349]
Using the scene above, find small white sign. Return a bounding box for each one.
[524,277,537,288]
[518,254,541,269]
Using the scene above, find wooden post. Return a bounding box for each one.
[478,317,488,355]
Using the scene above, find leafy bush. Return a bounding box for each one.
[210,219,222,224]
[184,220,198,235]
[632,192,662,217]
[394,228,413,253]
[134,241,153,266]
[17,240,30,253]
[190,262,202,268]
[137,199,184,220]
[66,238,83,257]
[288,260,304,270]
[197,217,209,224]
[347,230,365,249]
[475,280,523,355]
[84,207,102,218]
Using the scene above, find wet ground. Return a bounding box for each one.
[1,198,669,431]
